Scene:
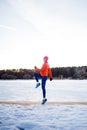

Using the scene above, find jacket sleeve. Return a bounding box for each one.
[35,67,40,72]
[35,64,45,72]
[48,68,52,78]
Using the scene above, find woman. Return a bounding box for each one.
[34,56,53,104]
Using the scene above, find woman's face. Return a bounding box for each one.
[43,58,47,62]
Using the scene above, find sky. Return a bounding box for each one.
[0,0,87,70]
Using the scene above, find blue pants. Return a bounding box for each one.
[34,72,48,98]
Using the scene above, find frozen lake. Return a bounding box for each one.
[0,79,87,102]
[0,80,87,130]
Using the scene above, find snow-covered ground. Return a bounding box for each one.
[0,80,87,130]
[0,104,87,130]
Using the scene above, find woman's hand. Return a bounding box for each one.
[50,78,53,81]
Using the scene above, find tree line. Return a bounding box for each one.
[0,66,87,80]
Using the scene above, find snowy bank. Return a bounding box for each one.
[0,104,87,130]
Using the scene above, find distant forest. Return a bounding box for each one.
[0,66,87,80]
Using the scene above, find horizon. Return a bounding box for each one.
[0,0,87,69]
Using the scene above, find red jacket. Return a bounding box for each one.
[35,62,52,78]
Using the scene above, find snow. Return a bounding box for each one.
[0,104,87,130]
[0,80,87,130]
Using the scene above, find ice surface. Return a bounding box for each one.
[0,80,87,102]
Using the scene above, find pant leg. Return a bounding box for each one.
[34,72,42,82]
[41,76,48,98]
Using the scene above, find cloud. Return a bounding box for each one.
[0,25,16,31]
[8,0,55,33]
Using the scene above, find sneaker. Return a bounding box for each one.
[41,98,47,104]
[35,82,40,88]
